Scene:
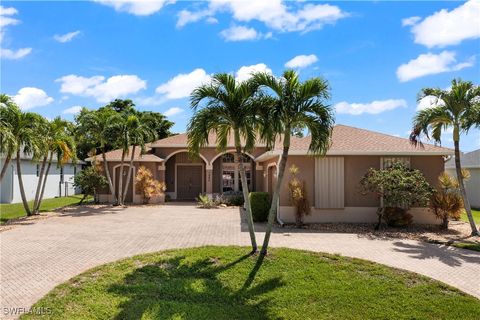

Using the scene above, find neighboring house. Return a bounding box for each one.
[88,124,453,224]
[0,153,83,204]
[446,149,480,209]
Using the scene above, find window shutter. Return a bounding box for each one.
[315,157,344,208]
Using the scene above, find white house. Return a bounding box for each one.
[0,153,83,204]
[446,149,480,209]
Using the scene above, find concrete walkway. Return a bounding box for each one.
[1,204,479,318]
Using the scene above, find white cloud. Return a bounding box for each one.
[0,48,32,60]
[0,5,31,59]
[220,25,261,41]
[56,74,147,103]
[163,107,184,117]
[335,99,407,115]
[396,51,475,82]
[95,0,175,16]
[179,0,347,34]
[416,95,446,111]
[401,16,420,27]
[235,63,272,83]
[54,30,81,43]
[177,9,211,28]
[155,68,211,99]
[285,54,318,68]
[12,87,54,110]
[405,0,480,48]
[62,106,83,115]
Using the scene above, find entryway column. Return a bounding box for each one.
[206,165,213,194]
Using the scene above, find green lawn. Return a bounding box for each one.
[461,208,480,224]
[23,246,480,320]
[0,195,91,224]
[452,242,480,252]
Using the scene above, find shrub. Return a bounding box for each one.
[360,161,433,228]
[430,172,464,230]
[135,166,166,204]
[73,165,107,204]
[250,192,270,222]
[287,165,310,227]
[227,194,244,206]
[197,194,217,209]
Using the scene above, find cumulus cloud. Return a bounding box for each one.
[219,25,267,41]
[235,63,272,83]
[178,0,347,35]
[396,51,475,82]
[404,0,480,48]
[416,95,446,111]
[0,5,31,60]
[155,68,211,99]
[12,87,54,110]
[62,106,83,115]
[401,16,421,27]
[56,74,147,103]
[285,54,318,68]
[54,30,81,43]
[95,0,175,16]
[163,107,184,117]
[335,99,407,115]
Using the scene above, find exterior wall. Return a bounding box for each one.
[410,156,444,187]
[446,167,480,209]
[0,159,82,204]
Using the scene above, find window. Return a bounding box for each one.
[222,170,235,192]
[222,153,235,163]
[239,170,252,191]
[382,157,410,169]
[36,164,39,177]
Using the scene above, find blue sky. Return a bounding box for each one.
[1,0,479,151]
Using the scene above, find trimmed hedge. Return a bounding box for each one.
[249,192,270,222]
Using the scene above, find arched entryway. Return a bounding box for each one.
[211,152,256,194]
[164,151,207,200]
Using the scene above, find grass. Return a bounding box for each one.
[0,194,91,224]
[461,208,480,224]
[452,242,480,252]
[23,246,480,320]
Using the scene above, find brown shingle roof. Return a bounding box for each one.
[85,146,163,162]
[149,132,270,147]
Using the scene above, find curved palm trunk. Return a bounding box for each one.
[234,130,257,253]
[32,154,48,214]
[0,154,12,182]
[454,138,479,236]
[16,150,32,216]
[117,149,127,206]
[34,153,53,213]
[260,131,290,256]
[101,147,117,204]
[122,145,136,204]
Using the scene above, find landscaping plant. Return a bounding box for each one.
[135,166,166,204]
[249,192,270,222]
[287,165,310,227]
[360,161,433,229]
[430,172,466,230]
[73,165,108,204]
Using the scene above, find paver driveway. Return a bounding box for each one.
[1,204,479,318]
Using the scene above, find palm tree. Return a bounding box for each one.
[411,78,480,236]
[76,107,118,204]
[253,70,334,256]
[0,94,19,182]
[188,73,260,253]
[33,117,76,214]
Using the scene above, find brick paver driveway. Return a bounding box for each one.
[1,204,479,318]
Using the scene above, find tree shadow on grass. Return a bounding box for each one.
[108,252,283,320]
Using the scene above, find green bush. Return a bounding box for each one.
[249,192,270,222]
[227,195,244,206]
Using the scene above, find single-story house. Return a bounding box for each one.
[0,152,83,204]
[446,149,480,209]
[88,125,454,224]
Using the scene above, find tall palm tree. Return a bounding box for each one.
[188,73,260,253]
[411,78,480,236]
[76,107,118,204]
[0,94,19,182]
[253,70,334,256]
[33,117,76,214]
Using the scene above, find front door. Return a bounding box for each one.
[177,165,203,200]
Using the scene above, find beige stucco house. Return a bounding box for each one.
[89,125,454,224]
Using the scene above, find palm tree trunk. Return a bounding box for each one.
[0,153,12,182]
[453,138,479,236]
[35,153,53,213]
[32,154,48,214]
[234,130,257,253]
[117,149,127,206]
[101,147,117,204]
[16,150,32,216]
[260,131,290,256]
[122,145,136,204]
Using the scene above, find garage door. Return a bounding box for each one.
[177,165,203,200]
